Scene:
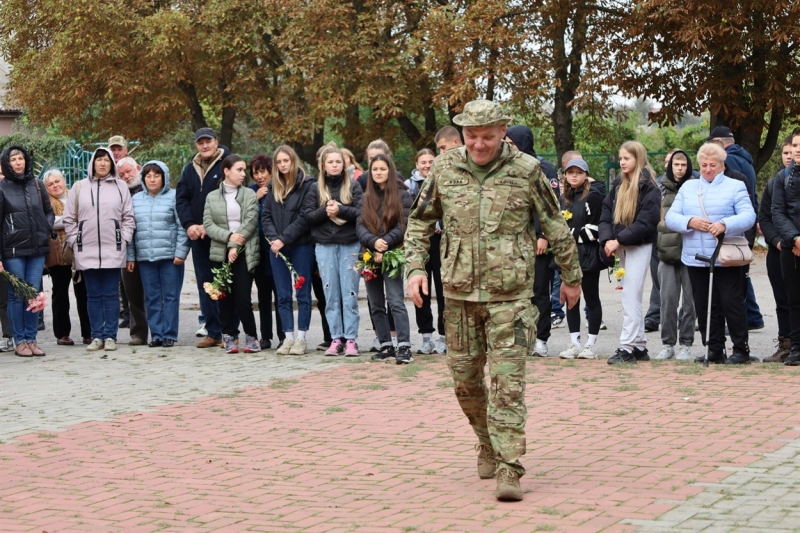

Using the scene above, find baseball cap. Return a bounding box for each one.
[564,158,589,173]
[108,135,127,148]
[194,127,217,142]
[705,126,734,141]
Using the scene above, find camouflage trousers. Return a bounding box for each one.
[443,298,537,476]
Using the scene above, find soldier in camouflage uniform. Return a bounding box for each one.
[405,100,582,501]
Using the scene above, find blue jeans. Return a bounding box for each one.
[83,268,121,340]
[270,243,314,332]
[4,255,45,343]
[190,238,221,339]
[138,259,184,341]
[550,270,564,318]
[315,242,361,340]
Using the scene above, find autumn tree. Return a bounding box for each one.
[608,0,800,172]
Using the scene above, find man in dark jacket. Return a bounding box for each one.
[504,125,560,357]
[176,128,231,348]
[707,126,764,329]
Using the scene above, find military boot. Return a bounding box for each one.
[475,442,496,479]
[764,337,791,363]
[495,467,523,501]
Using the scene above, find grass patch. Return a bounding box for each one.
[538,507,560,516]
[436,380,454,388]
[397,365,422,378]
[38,433,57,439]
[612,383,639,392]
[269,379,298,390]
[676,387,697,395]
[324,406,347,415]
[675,365,703,375]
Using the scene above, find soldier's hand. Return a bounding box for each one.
[408,275,428,308]
[536,238,548,255]
[560,283,582,310]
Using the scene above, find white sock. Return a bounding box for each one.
[391,336,397,344]
[587,334,598,346]
[570,332,581,346]
[284,332,294,341]
[297,330,306,340]
[423,334,432,342]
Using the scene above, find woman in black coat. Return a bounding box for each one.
[0,146,55,357]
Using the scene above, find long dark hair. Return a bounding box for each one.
[361,154,405,237]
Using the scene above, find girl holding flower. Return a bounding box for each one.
[356,154,413,364]
[203,155,261,354]
[557,158,606,360]
[599,141,661,364]
[262,145,316,355]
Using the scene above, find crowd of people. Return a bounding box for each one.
[0,122,795,367]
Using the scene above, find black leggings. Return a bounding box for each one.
[214,258,258,338]
[566,270,601,335]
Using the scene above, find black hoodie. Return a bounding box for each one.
[0,145,55,260]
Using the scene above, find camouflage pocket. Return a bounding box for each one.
[443,300,464,352]
[487,300,536,351]
[485,236,527,293]
[441,234,473,292]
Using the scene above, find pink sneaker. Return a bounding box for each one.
[345,340,359,357]
[325,339,343,356]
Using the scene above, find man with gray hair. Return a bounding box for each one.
[115,153,148,345]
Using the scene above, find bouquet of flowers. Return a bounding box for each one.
[355,250,379,281]
[1,271,47,311]
[265,238,305,290]
[611,256,625,290]
[355,248,406,280]
[203,265,231,301]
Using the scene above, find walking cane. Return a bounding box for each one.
[694,232,725,368]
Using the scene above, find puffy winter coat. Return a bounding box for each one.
[303,173,363,245]
[771,161,800,249]
[0,145,54,260]
[127,161,190,263]
[261,171,316,247]
[63,147,135,270]
[203,183,260,272]
[599,170,660,246]
[665,173,756,267]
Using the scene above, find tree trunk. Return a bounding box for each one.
[550,7,586,166]
[177,81,207,132]
[219,106,236,153]
[293,126,325,167]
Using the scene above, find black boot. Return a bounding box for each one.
[725,351,751,365]
[694,350,726,364]
[784,346,800,366]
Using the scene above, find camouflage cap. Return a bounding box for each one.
[108,135,127,147]
[452,100,512,127]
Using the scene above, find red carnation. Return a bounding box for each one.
[218,292,227,299]
[294,276,306,290]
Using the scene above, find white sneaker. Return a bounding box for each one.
[532,339,548,357]
[559,344,581,359]
[196,324,207,337]
[434,338,447,354]
[655,345,675,360]
[577,345,597,359]
[417,339,435,354]
[288,338,307,355]
[676,345,693,361]
[104,338,117,351]
[86,338,104,352]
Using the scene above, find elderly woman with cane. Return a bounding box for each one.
[665,142,756,364]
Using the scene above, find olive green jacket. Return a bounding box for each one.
[405,144,581,302]
[203,185,260,272]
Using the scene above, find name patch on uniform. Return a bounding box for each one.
[440,179,469,186]
[495,178,524,187]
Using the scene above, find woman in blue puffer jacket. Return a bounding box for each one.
[127,161,190,348]
[666,143,756,365]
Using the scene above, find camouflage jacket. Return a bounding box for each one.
[405,144,581,302]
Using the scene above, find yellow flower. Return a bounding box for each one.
[614,267,626,280]
[363,251,372,262]
[562,210,572,221]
